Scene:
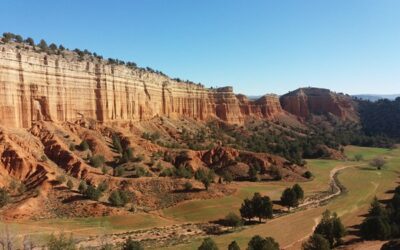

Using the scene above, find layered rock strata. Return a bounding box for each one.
[0,45,284,128]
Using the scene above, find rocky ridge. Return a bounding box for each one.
[0,44,286,129]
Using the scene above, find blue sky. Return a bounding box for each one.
[1,0,399,95]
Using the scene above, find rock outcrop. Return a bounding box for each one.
[0,44,286,128]
[280,87,358,121]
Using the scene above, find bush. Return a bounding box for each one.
[69,143,76,151]
[112,134,123,153]
[370,156,386,170]
[115,166,125,177]
[247,235,279,250]
[133,154,144,162]
[195,169,215,190]
[40,155,48,162]
[224,212,243,227]
[78,181,87,194]
[101,166,108,175]
[160,168,174,177]
[79,140,90,151]
[303,171,313,179]
[228,241,241,250]
[109,189,133,207]
[175,165,194,179]
[47,233,76,250]
[89,155,106,168]
[56,175,66,184]
[198,237,218,250]
[302,234,331,250]
[354,154,363,161]
[66,180,74,190]
[122,237,143,250]
[270,165,282,180]
[121,147,134,163]
[222,171,233,183]
[135,166,147,177]
[97,182,108,192]
[184,181,193,191]
[0,188,10,208]
[25,37,35,46]
[83,184,103,201]
[18,183,26,194]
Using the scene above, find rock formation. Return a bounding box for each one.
[0,44,286,128]
[280,87,358,121]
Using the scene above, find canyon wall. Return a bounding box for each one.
[0,44,284,128]
[280,87,358,121]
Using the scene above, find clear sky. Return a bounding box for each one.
[1,0,399,95]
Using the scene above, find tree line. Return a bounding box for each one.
[1,32,205,87]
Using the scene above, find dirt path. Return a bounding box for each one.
[298,164,355,209]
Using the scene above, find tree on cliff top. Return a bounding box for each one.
[38,39,48,51]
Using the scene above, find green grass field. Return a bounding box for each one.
[161,146,400,250]
[2,146,399,249]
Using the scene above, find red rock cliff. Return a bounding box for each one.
[0,44,285,128]
[280,88,358,121]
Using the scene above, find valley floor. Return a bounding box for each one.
[1,146,399,249]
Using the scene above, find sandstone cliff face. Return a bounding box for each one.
[0,44,285,128]
[280,88,358,121]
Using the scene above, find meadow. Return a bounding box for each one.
[2,146,399,249]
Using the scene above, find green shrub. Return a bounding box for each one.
[222,171,233,183]
[302,234,330,250]
[184,181,193,191]
[175,166,194,179]
[97,182,108,192]
[41,155,48,162]
[83,184,103,201]
[109,190,133,207]
[66,180,74,190]
[69,143,76,151]
[303,171,313,179]
[135,167,147,177]
[198,237,218,250]
[47,233,76,250]
[79,140,90,151]
[133,154,144,162]
[160,168,174,177]
[78,181,87,194]
[89,155,106,168]
[228,241,241,250]
[121,147,134,163]
[115,166,125,177]
[18,183,26,194]
[56,175,66,184]
[247,235,279,250]
[195,169,215,190]
[354,154,363,161]
[122,237,143,250]
[112,134,123,153]
[224,212,243,227]
[0,188,10,208]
